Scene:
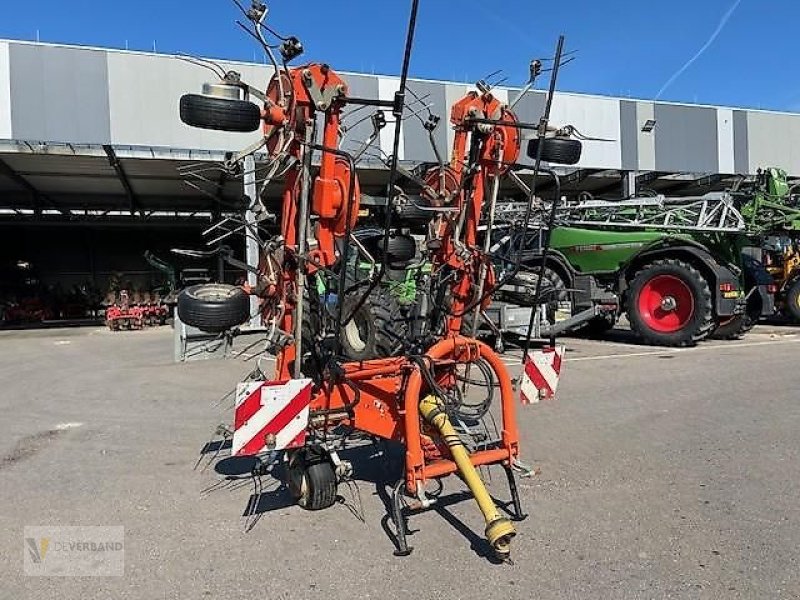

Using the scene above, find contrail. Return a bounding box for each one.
[655,0,743,100]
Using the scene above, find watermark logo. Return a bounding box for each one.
[23,526,124,577]
[25,537,50,563]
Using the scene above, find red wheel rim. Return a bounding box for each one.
[637,274,694,333]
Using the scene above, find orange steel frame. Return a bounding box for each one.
[258,63,521,496]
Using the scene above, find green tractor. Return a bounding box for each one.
[492,189,774,346]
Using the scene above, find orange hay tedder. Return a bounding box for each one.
[178,0,583,560]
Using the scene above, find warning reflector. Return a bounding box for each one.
[232,379,312,456]
[520,345,564,404]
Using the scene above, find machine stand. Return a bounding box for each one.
[391,480,413,556]
[503,465,528,522]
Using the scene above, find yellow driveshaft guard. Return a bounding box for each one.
[419,394,516,558]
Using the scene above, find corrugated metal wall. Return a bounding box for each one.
[2,39,799,176]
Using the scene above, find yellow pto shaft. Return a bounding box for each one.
[419,394,516,558]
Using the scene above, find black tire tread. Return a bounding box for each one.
[709,315,748,340]
[627,259,713,347]
[579,312,617,337]
[177,283,250,333]
[501,268,566,306]
[787,279,800,322]
[395,196,434,224]
[288,450,337,511]
[301,461,337,510]
[179,94,261,133]
[339,287,408,359]
[527,137,582,165]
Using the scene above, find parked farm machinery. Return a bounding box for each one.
[720,166,800,322]
[177,0,582,559]
[488,171,786,346]
[105,289,169,330]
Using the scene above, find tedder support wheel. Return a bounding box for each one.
[286,448,338,511]
[179,94,262,133]
[339,287,407,360]
[526,137,583,165]
[787,279,800,322]
[626,259,713,347]
[177,283,250,333]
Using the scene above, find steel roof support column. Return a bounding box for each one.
[243,154,261,329]
[103,145,140,217]
[622,170,638,199]
[0,156,46,216]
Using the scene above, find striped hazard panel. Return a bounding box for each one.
[232,379,312,456]
[519,345,564,404]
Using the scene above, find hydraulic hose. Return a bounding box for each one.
[418,394,516,559]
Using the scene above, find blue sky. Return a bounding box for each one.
[2,0,799,112]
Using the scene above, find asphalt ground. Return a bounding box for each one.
[1,323,799,599]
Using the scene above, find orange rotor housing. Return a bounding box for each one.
[450,90,520,177]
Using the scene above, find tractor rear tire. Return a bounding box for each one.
[179,94,262,132]
[339,287,407,360]
[287,448,338,511]
[177,283,250,333]
[787,279,800,322]
[626,259,713,347]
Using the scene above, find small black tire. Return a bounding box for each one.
[526,137,582,165]
[286,448,337,511]
[500,268,566,306]
[339,287,407,360]
[179,94,261,133]
[580,312,617,337]
[378,233,417,264]
[626,259,714,347]
[787,279,800,322]
[710,283,763,340]
[177,283,250,333]
[709,315,749,340]
[352,230,417,265]
[394,196,434,224]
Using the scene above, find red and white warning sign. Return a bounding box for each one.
[232,378,313,456]
[519,345,565,404]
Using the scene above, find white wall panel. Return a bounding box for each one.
[4,40,800,177]
[548,93,622,169]
[716,108,735,174]
[636,102,656,171]
[107,51,267,150]
[745,112,800,174]
[0,42,10,139]
[491,88,509,106]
